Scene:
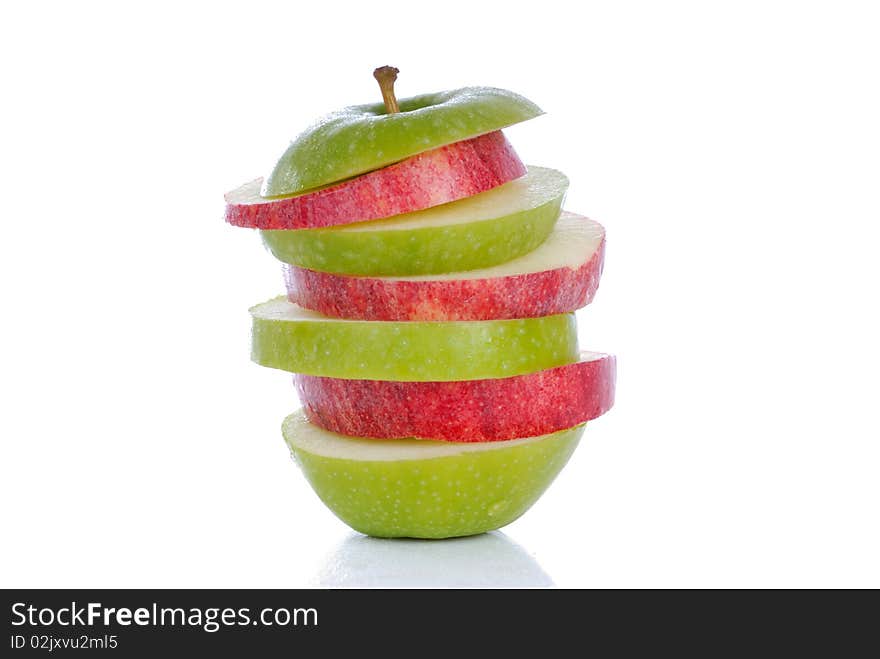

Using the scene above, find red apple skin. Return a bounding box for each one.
[224,130,525,230]
[295,353,616,442]
[283,234,604,321]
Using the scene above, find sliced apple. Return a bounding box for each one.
[225,131,525,230]
[263,86,542,197]
[283,212,604,321]
[283,410,584,539]
[296,351,615,442]
[250,298,578,381]
[260,166,567,276]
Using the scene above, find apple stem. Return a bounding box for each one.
[373,66,400,114]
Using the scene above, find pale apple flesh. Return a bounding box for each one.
[283,410,584,539]
[225,131,525,230]
[284,212,604,321]
[250,298,578,381]
[260,166,568,276]
[262,86,543,197]
[297,351,615,442]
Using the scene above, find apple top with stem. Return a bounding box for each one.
[261,67,543,198]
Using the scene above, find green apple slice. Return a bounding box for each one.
[262,87,543,197]
[260,166,567,276]
[283,410,584,539]
[250,298,578,381]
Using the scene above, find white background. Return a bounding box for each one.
[1,0,878,588]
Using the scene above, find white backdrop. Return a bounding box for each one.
[1,0,878,588]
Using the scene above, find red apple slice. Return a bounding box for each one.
[283,212,604,321]
[225,130,525,230]
[296,351,616,443]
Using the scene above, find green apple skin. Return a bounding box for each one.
[283,411,584,539]
[262,87,543,197]
[260,166,567,276]
[251,298,578,381]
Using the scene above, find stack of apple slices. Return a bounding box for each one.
[225,69,616,539]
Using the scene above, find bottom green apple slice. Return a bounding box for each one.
[283,410,584,539]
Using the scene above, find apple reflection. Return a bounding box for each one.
[314,531,552,588]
